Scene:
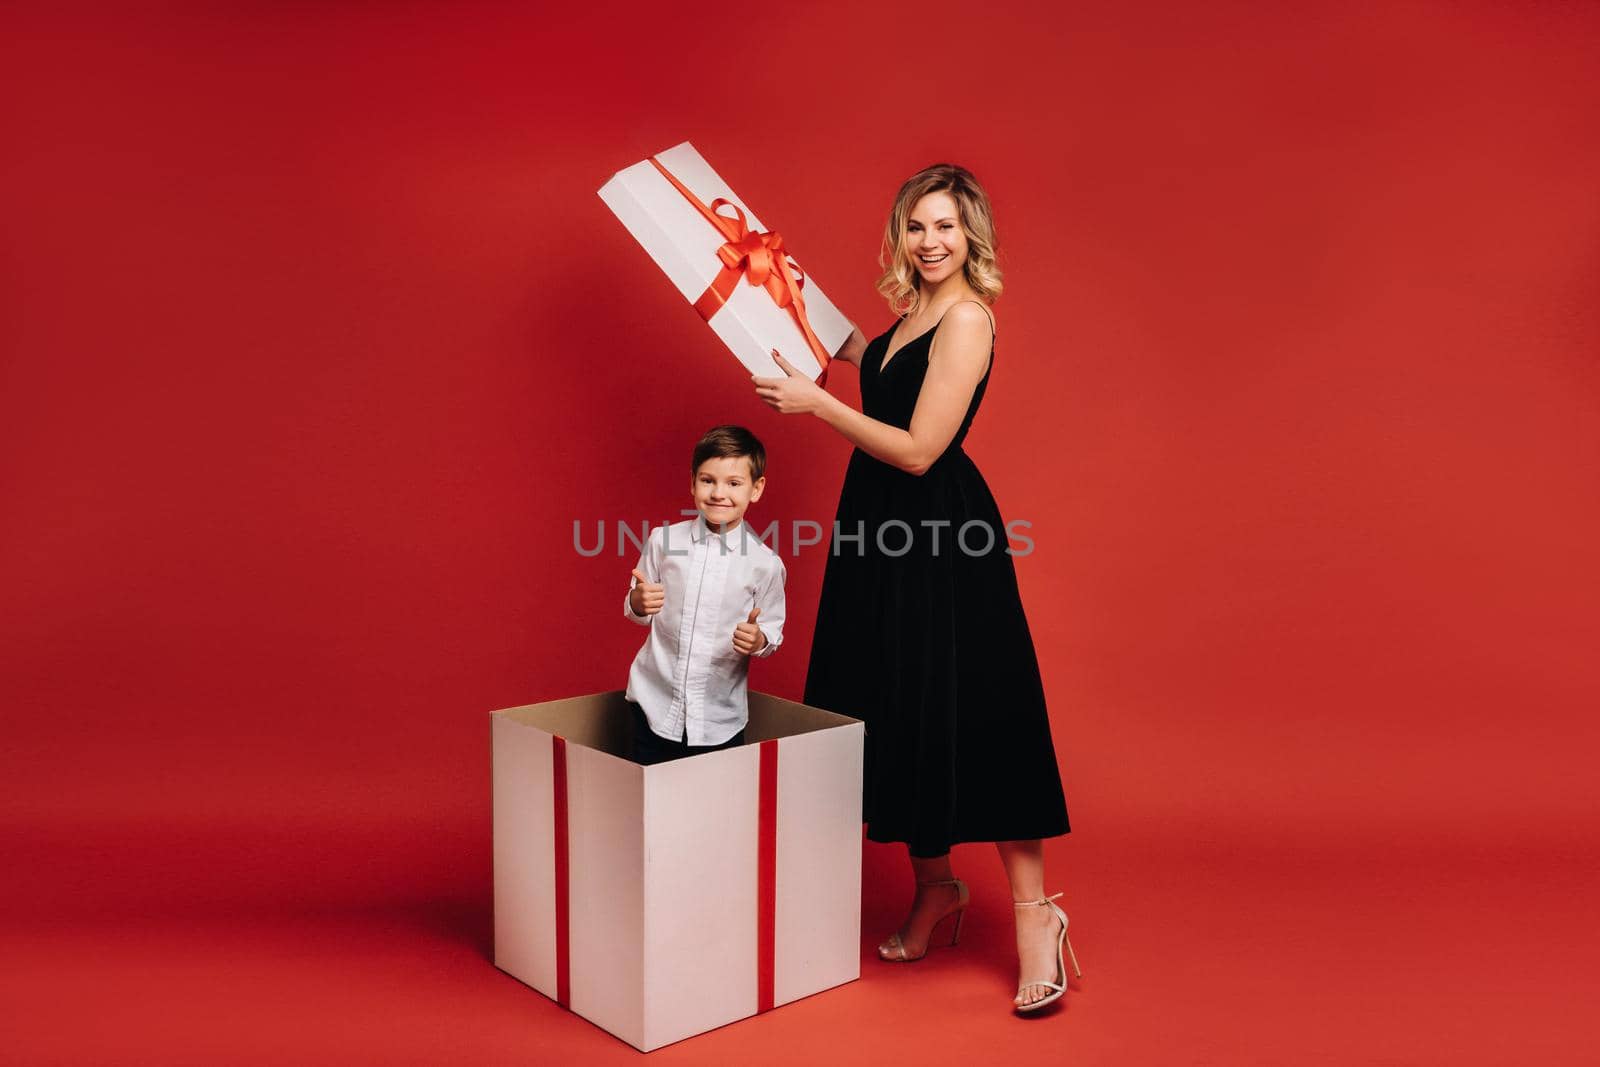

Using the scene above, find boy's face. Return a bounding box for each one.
[691,455,764,532]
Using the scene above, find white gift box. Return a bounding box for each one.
[492,689,864,1052]
[598,141,852,382]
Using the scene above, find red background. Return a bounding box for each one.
[4,3,1598,1063]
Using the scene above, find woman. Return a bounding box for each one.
[753,164,1078,1012]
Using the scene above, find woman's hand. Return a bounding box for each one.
[753,351,828,416]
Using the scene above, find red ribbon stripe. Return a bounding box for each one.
[552,734,571,1010]
[757,739,778,1014]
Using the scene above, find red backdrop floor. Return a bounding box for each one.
[6,821,1594,1064]
[6,3,1598,1062]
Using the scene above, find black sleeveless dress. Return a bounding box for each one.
[802,306,1070,857]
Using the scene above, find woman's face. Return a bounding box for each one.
[904,190,968,287]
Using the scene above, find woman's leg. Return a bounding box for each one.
[877,849,966,959]
[996,839,1065,1007]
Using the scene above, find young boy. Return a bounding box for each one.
[623,425,786,765]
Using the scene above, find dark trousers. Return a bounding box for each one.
[628,700,746,765]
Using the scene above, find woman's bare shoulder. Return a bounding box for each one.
[942,299,996,336]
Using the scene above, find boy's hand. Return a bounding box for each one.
[630,568,665,617]
[732,606,767,656]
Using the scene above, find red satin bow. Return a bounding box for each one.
[649,157,831,386]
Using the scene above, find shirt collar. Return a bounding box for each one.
[691,513,743,548]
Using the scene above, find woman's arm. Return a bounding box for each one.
[831,323,868,368]
[754,303,992,477]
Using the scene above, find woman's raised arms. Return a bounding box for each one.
[752,301,992,476]
[832,323,868,367]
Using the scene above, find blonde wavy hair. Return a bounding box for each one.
[876,163,1003,317]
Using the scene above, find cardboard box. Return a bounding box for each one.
[492,689,864,1052]
[598,141,852,383]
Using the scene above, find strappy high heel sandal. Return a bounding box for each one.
[877,877,970,962]
[1012,892,1082,1012]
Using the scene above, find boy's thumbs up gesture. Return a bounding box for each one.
[629,567,665,617]
[732,605,768,656]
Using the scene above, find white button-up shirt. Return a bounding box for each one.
[624,515,786,745]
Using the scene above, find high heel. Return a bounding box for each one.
[1012,892,1081,1012]
[878,877,970,962]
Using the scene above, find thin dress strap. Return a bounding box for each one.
[929,300,996,378]
[934,298,996,341]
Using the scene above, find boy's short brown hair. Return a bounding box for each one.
[692,425,766,482]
